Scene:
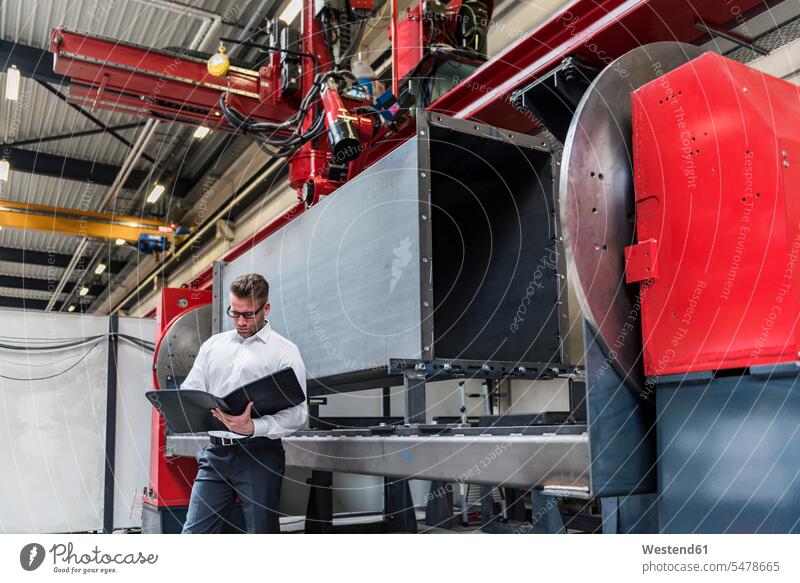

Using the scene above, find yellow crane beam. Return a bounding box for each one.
[0,199,182,242]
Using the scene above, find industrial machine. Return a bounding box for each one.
[141,287,212,533]
[48,0,800,533]
[48,0,494,205]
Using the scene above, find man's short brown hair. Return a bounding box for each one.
[230,273,269,302]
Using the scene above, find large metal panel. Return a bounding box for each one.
[222,114,568,387]
[222,138,423,380]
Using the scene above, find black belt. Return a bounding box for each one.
[209,435,281,448]
[209,435,250,447]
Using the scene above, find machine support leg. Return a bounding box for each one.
[425,481,454,529]
[530,490,566,534]
[404,376,426,424]
[384,478,417,533]
[458,381,467,424]
[504,487,528,522]
[600,494,659,534]
[382,386,391,416]
[305,470,334,533]
[479,485,498,531]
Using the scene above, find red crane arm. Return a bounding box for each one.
[49,27,299,129]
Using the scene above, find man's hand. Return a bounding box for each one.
[211,402,255,436]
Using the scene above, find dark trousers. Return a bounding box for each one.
[182,438,285,534]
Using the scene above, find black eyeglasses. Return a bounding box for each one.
[226,303,266,320]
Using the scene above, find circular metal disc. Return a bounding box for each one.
[155,304,212,390]
[560,42,702,393]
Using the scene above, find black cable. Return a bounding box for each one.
[118,334,156,352]
[219,70,355,159]
[0,341,102,381]
[0,333,154,352]
[0,335,106,351]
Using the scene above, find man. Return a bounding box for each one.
[180,273,307,534]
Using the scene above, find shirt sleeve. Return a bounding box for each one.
[179,341,209,391]
[251,345,308,438]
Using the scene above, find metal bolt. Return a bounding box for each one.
[743,87,748,92]
[783,150,789,158]
[784,160,790,168]
[423,301,429,307]
[421,214,428,220]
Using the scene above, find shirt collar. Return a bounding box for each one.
[232,321,272,344]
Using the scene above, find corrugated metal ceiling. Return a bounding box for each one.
[1,0,254,310]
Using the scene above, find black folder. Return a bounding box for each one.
[145,367,306,434]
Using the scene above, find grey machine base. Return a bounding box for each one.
[656,365,800,533]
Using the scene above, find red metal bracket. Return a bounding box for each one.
[625,238,659,283]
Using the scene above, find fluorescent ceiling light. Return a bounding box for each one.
[94,263,107,275]
[5,65,20,101]
[279,0,302,23]
[146,183,166,204]
[0,159,9,181]
[193,126,211,139]
[115,238,126,246]
[79,286,89,297]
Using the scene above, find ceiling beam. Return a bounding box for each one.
[0,41,157,165]
[0,274,77,293]
[0,246,127,273]
[35,80,158,165]
[4,146,150,188]
[6,123,143,149]
[0,39,66,84]
[4,145,192,196]
[0,296,91,311]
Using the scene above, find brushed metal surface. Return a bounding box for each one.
[285,434,589,490]
[165,432,590,491]
[560,42,702,393]
[155,304,212,390]
[222,139,423,380]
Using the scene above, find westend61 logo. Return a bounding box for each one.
[20,542,158,574]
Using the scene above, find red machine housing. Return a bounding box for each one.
[389,0,494,84]
[145,287,211,508]
[627,52,800,378]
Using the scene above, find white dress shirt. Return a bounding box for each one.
[180,321,308,440]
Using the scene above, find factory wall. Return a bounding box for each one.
[0,310,155,533]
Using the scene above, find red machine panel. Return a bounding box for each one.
[146,287,211,507]
[629,52,800,377]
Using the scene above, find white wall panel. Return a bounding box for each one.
[0,310,108,533]
[112,316,156,530]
